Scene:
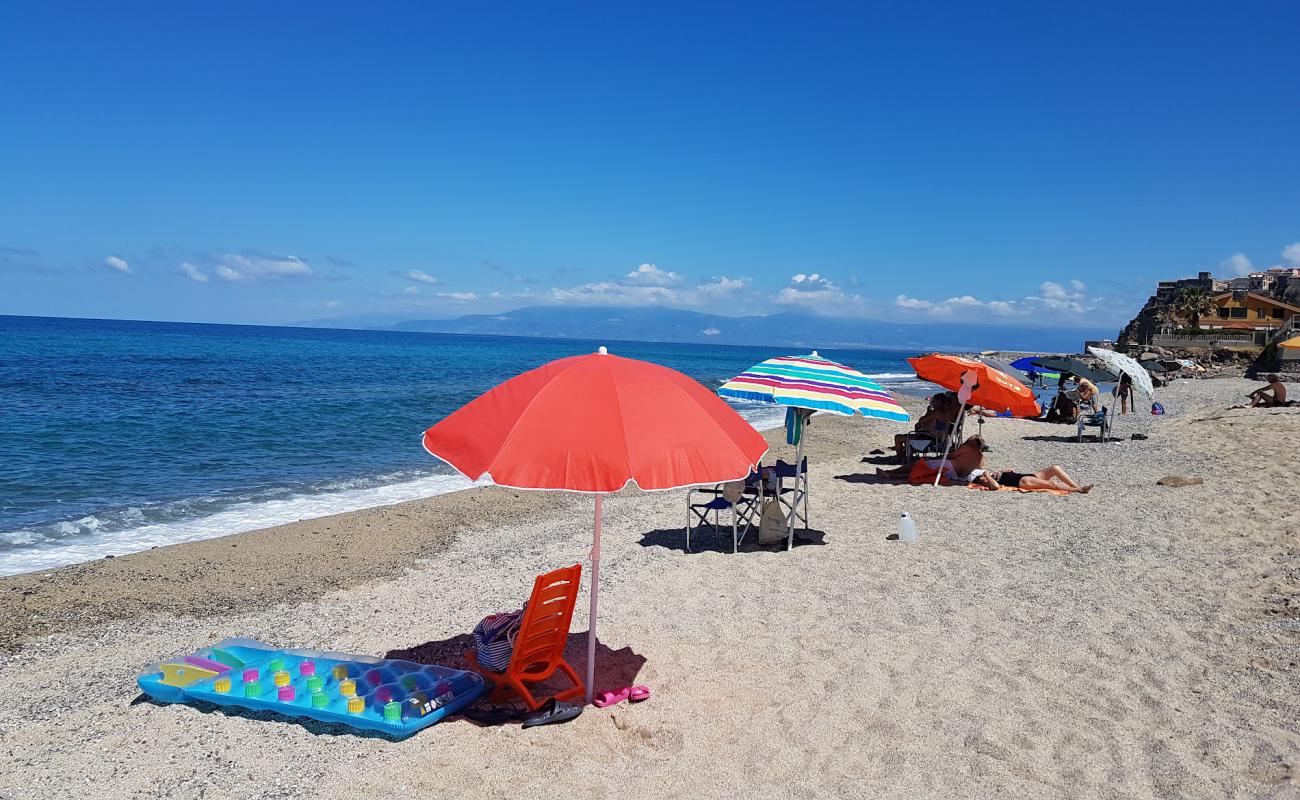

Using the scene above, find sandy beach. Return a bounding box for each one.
[1,377,1298,799]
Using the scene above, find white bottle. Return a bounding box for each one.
[898,512,918,542]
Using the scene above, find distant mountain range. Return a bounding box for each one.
[302,305,1105,353]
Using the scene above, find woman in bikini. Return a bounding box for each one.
[972,464,1094,494]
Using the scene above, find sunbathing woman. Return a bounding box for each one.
[971,464,1094,494]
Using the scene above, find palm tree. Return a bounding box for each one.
[1174,287,1215,330]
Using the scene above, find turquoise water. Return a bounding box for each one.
[0,315,923,575]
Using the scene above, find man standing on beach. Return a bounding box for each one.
[1248,374,1288,407]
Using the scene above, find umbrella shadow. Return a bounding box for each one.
[1021,434,1090,444]
[638,527,827,553]
[387,633,646,727]
[859,454,900,465]
[834,472,908,486]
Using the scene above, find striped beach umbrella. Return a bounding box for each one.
[718,352,909,550]
[717,352,910,422]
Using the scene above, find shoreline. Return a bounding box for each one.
[3,377,1298,798]
[0,405,794,578]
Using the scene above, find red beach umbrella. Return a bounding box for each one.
[422,346,768,701]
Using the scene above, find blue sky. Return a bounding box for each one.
[2,1,1298,332]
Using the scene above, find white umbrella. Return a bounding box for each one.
[1087,347,1155,399]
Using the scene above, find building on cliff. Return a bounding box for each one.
[1118,271,1300,349]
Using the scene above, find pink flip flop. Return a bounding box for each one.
[593,685,651,707]
[592,687,631,707]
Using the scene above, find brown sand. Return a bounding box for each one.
[0,378,1297,799]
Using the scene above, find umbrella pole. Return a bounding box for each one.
[934,402,967,486]
[586,493,602,704]
[787,427,805,551]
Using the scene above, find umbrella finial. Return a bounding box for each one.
[597,346,608,355]
[810,350,820,358]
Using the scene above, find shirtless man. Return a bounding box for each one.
[1249,374,1288,407]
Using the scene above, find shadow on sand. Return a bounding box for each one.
[834,472,907,486]
[637,527,827,553]
[388,632,646,726]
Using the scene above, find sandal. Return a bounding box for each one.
[520,698,583,728]
[593,687,631,707]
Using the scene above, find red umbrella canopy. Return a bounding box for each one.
[908,353,1041,418]
[422,349,769,493]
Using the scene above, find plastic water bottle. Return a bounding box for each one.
[898,512,918,543]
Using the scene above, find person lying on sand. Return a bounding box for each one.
[1248,374,1287,407]
[878,436,985,482]
[970,464,1094,494]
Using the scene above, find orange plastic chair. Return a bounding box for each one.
[464,564,585,710]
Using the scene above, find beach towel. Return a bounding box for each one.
[785,407,803,446]
[966,482,1069,496]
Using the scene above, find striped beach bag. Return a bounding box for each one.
[472,608,525,672]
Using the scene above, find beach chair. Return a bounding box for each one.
[772,457,810,548]
[903,416,963,464]
[464,564,585,711]
[1077,407,1111,443]
[686,470,763,553]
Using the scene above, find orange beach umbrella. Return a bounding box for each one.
[1279,336,1300,350]
[422,346,768,702]
[908,353,1041,418]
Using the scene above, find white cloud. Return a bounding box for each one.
[545,267,750,309]
[895,277,1096,320]
[405,286,420,295]
[104,255,130,274]
[775,273,865,315]
[1283,243,1300,266]
[436,291,479,302]
[623,263,681,287]
[325,300,342,309]
[894,295,933,310]
[1219,252,1253,277]
[407,269,440,285]
[213,253,312,282]
[701,327,721,336]
[179,263,208,282]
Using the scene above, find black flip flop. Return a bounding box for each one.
[520,698,583,729]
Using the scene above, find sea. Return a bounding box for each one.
[0,315,927,576]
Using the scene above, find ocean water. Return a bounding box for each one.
[0,315,924,576]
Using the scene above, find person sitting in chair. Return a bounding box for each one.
[1249,374,1288,407]
[892,392,959,458]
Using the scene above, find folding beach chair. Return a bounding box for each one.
[772,457,810,548]
[903,416,964,464]
[1077,407,1111,443]
[464,564,585,711]
[686,470,763,553]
